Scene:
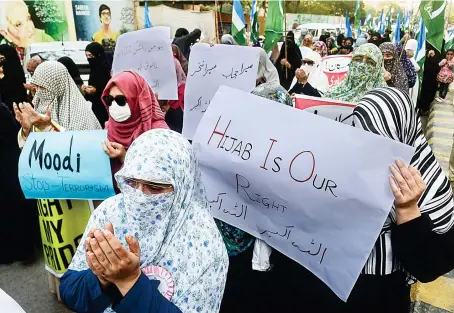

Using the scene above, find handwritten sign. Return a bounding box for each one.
[193,86,414,301]
[294,94,356,125]
[19,131,115,200]
[320,55,351,88]
[112,27,178,100]
[182,43,260,140]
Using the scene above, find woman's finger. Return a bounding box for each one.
[409,167,426,192]
[87,251,105,275]
[389,164,411,194]
[389,176,404,202]
[109,142,122,150]
[395,159,417,191]
[101,141,110,155]
[94,229,120,265]
[103,229,129,259]
[90,238,110,268]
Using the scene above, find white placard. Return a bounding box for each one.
[112,27,177,100]
[182,43,260,140]
[193,86,415,301]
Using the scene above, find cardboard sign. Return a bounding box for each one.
[19,130,115,200]
[320,55,352,87]
[193,86,414,301]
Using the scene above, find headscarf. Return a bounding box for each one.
[31,61,101,130]
[380,42,409,94]
[405,39,418,53]
[102,71,168,149]
[167,58,186,110]
[252,81,293,106]
[313,41,328,57]
[289,51,329,95]
[324,43,387,103]
[256,48,279,85]
[354,87,454,276]
[0,44,26,109]
[69,129,229,313]
[275,37,302,90]
[26,56,43,75]
[369,32,382,47]
[172,44,188,75]
[220,34,238,45]
[57,56,83,86]
[396,42,417,88]
[85,42,111,91]
[355,38,368,48]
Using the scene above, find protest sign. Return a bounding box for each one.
[112,27,177,100]
[18,130,115,200]
[294,94,356,125]
[320,55,351,87]
[193,86,415,301]
[38,199,92,276]
[182,43,260,140]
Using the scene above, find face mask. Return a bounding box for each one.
[348,62,375,84]
[302,64,313,74]
[109,100,131,122]
[384,58,394,70]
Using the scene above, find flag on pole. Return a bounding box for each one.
[404,10,410,32]
[393,10,401,43]
[386,7,392,30]
[232,0,247,46]
[366,11,372,30]
[263,0,284,53]
[445,28,454,50]
[144,2,152,28]
[346,10,353,37]
[416,18,426,96]
[379,9,385,34]
[250,0,258,43]
[354,0,361,29]
[420,0,447,53]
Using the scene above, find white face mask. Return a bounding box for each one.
[109,100,131,122]
[302,64,314,75]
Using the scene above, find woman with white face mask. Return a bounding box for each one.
[288,51,329,97]
[101,71,169,178]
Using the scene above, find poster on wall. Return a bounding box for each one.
[71,0,134,51]
[0,0,70,50]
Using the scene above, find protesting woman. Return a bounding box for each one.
[101,71,168,177]
[436,49,454,102]
[313,41,328,57]
[172,44,188,75]
[326,37,338,55]
[0,44,27,111]
[60,129,228,313]
[85,42,111,127]
[275,33,302,90]
[256,48,279,86]
[289,50,329,97]
[58,56,84,92]
[380,42,409,94]
[161,59,186,133]
[396,43,417,89]
[418,45,440,114]
[324,43,387,103]
[405,39,421,105]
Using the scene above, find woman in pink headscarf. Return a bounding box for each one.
[313,41,328,57]
[101,71,168,178]
[161,58,186,133]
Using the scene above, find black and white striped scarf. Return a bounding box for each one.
[353,87,454,275]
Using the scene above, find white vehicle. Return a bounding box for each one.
[293,23,342,41]
[23,41,91,84]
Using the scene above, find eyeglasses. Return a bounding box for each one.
[101,12,111,17]
[302,60,314,66]
[124,178,174,195]
[351,56,377,67]
[103,95,127,106]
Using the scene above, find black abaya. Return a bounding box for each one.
[417,49,440,113]
[0,44,27,112]
[275,40,302,90]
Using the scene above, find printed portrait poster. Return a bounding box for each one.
[0,0,70,49]
[71,1,134,50]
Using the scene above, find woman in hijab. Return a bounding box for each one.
[220,34,238,45]
[418,45,440,114]
[256,48,279,86]
[0,44,27,111]
[60,129,229,313]
[355,38,368,48]
[313,41,328,57]
[396,43,417,89]
[57,56,84,90]
[326,37,338,55]
[219,82,292,313]
[0,101,37,265]
[369,32,382,47]
[339,37,354,55]
[405,39,421,105]
[101,71,168,177]
[26,55,43,77]
[289,51,329,97]
[161,59,186,133]
[324,43,387,103]
[172,44,188,75]
[380,42,409,94]
[85,42,111,127]
[275,33,302,90]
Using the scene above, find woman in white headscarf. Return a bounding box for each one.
[256,48,279,86]
[288,50,329,97]
[405,39,421,105]
[60,129,228,313]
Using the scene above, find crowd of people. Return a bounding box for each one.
[1,24,454,313]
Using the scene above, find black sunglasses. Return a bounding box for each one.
[103,95,127,106]
[302,60,314,66]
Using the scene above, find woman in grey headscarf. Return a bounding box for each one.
[221,34,238,45]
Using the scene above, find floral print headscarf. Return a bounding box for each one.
[324,43,387,103]
[313,41,328,57]
[380,42,409,94]
[69,129,228,313]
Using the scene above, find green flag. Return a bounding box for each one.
[263,0,284,53]
[446,29,454,50]
[354,0,361,30]
[250,0,259,43]
[420,0,446,53]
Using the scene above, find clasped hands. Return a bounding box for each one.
[85,222,142,296]
[13,102,52,137]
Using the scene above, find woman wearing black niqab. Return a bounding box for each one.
[58,56,84,87]
[275,32,302,90]
[0,44,27,112]
[84,42,110,127]
[417,44,441,114]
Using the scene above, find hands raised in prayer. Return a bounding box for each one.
[13,102,52,137]
[85,222,142,296]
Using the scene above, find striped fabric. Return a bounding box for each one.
[353,87,454,275]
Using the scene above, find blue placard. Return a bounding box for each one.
[19,130,115,200]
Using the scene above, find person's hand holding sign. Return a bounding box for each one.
[86,223,142,296]
[102,140,126,163]
[389,159,426,225]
